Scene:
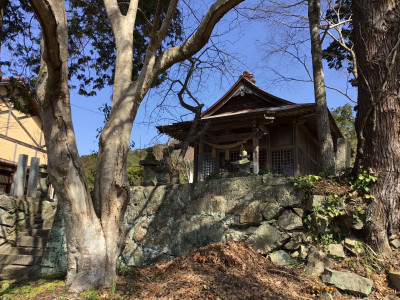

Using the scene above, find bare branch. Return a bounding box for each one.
[157,0,179,43]
[155,0,244,75]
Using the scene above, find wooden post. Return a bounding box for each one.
[253,128,259,175]
[266,128,271,168]
[193,145,199,182]
[198,142,204,181]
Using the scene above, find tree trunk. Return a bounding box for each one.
[32,1,109,291]
[31,0,243,292]
[308,0,335,173]
[0,0,7,79]
[353,0,400,256]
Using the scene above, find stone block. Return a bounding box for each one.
[306,195,327,211]
[247,222,290,254]
[344,237,364,255]
[269,250,296,266]
[284,232,305,250]
[133,218,150,241]
[237,201,262,226]
[41,201,58,221]
[312,213,330,234]
[305,246,334,277]
[321,268,373,296]
[261,202,282,221]
[121,242,144,267]
[300,244,311,259]
[327,243,345,259]
[390,239,400,249]
[0,195,16,211]
[224,229,248,242]
[0,211,16,227]
[262,174,289,185]
[275,186,303,207]
[277,210,303,231]
[388,271,400,291]
[293,208,305,218]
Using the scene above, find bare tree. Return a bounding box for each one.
[30,0,243,292]
[162,59,210,184]
[248,1,356,103]
[308,0,335,172]
[243,0,345,172]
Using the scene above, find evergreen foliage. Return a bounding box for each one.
[322,0,354,77]
[330,104,356,149]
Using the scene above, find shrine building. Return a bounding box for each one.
[157,72,347,182]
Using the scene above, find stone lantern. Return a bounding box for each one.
[231,150,253,173]
[140,148,160,186]
[156,159,168,185]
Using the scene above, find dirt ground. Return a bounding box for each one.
[1,242,399,299]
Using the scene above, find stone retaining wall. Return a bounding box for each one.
[121,174,308,266]
[0,191,57,246]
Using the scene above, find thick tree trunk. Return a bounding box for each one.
[353,0,400,256]
[32,0,243,292]
[93,20,137,285]
[32,1,109,292]
[308,0,335,173]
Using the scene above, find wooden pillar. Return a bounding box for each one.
[253,128,259,175]
[198,142,204,181]
[266,129,272,168]
[292,121,297,176]
[193,145,199,182]
[215,151,221,174]
[293,119,305,176]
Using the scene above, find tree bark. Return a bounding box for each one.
[308,0,335,173]
[31,0,108,291]
[353,0,400,256]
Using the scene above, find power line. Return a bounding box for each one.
[71,103,104,115]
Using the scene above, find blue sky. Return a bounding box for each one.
[66,1,357,155]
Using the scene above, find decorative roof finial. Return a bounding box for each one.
[241,71,255,84]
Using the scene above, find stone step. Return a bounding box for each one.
[16,236,47,248]
[0,265,37,280]
[20,229,50,237]
[0,246,44,256]
[0,242,13,253]
[0,254,42,266]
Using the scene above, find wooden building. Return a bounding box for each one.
[0,78,47,192]
[157,72,343,182]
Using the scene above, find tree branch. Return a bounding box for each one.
[157,0,179,42]
[154,0,243,75]
[30,0,62,74]
[103,0,122,29]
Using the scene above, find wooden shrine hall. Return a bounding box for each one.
[157,72,344,182]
